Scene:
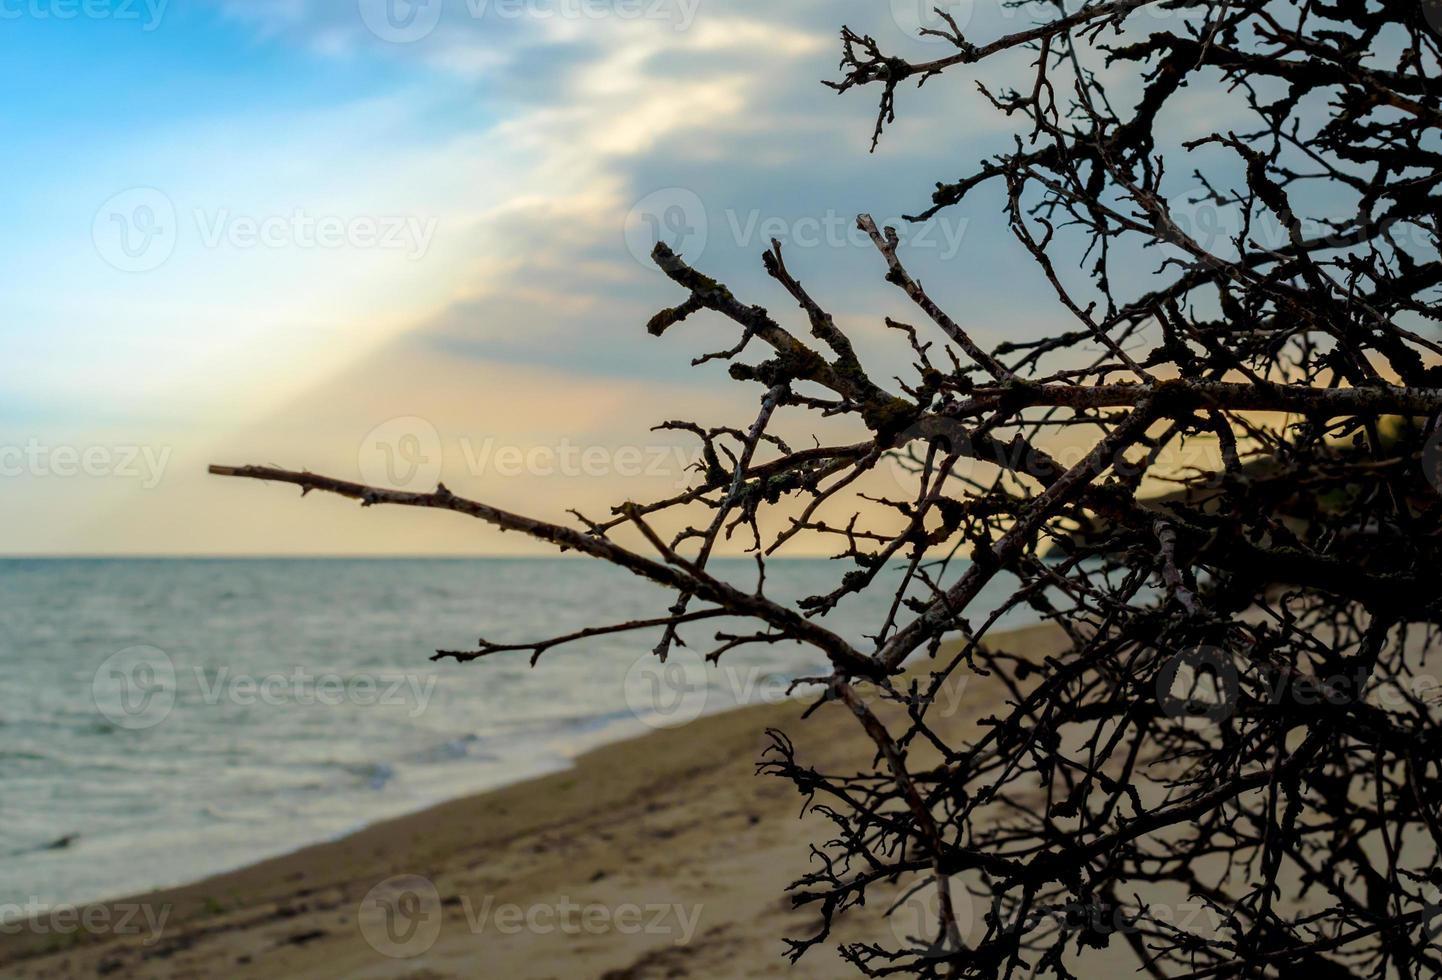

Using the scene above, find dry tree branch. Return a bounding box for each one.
[214,1,1442,975]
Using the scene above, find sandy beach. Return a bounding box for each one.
[0,625,1087,980]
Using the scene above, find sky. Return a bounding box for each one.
[0,0,1169,555]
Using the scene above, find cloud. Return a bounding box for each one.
[13,0,1071,552]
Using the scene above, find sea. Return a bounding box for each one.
[0,557,1034,910]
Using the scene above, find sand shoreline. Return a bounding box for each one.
[0,624,1075,979]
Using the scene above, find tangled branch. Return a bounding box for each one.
[214,2,1442,975]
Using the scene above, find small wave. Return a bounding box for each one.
[343,762,395,790]
[0,749,55,762]
[8,834,80,858]
[199,804,272,825]
[408,733,494,764]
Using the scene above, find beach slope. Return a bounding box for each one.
[0,624,1080,979]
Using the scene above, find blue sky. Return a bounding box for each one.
[0,0,1134,554]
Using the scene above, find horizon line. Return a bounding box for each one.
[0,553,843,561]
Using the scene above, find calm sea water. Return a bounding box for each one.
[0,558,1031,909]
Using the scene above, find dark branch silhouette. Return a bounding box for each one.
[214,1,1442,975]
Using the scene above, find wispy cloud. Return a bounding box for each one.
[7,0,1060,552]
